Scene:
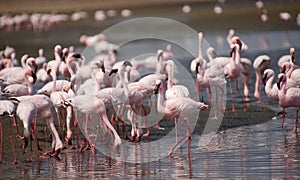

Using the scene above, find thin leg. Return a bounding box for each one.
[229,81,235,112]
[281,108,286,128]
[235,79,247,112]
[9,119,17,164]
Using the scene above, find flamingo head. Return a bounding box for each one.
[280,62,291,73]
[157,49,164,60]
[231,36,242,50]
[262,69,273,85]
[276,73,286,90]
[27,57,38,73]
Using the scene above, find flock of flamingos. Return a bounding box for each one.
[0,29,298,164]
[0,0,299,164]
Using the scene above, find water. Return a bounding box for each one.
[1,1,300,179]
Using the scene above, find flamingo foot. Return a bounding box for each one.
[50,148,61,157]
[12,160,17,164]
[134,135,142,143]
[211,116,218,120]
[142,129,150,137]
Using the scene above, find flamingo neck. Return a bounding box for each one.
[198,33,203,59]
[25,74,33,95]
[265,74,274,93]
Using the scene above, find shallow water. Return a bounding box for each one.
[1,1,300,179]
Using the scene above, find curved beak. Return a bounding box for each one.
[262,73,268,85]
[109,69,118,76]
[276,76,283,90]
[123,61,133,67]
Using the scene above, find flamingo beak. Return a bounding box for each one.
[109,69,118,76]
[276,76,283,90]
[47,69,52,75]
[236,39,242,50]
[195,61,200,74]
[262,73,268,85]
[31,71,37,84]
[123,61,133,67]
[100,64,105,73]
[154,82,161,94]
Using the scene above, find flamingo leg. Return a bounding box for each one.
[142,104,150,137]
[229,81,235,112]
[281,108,286,128]
[99,110,121,148]
[154,94,162,129]
[184,118,191,161]
[65,106,73,146]
[235,79,248,112]
[9,118,17,164]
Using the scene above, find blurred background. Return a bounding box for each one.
[1,0,300,60]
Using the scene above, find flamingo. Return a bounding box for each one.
[10,95,63,157]
[277,73,300,131]
[190,32,207,76]
[0,56,37,85]
[182,4,192,14]
[0,100,17,164]
[16,101,39,160]
[253,55,271,99]
[98,61,132,137]
[1,68,36,97]
[63,94,122,150]
[50,83,75,146]
[255,0,264,10]
[226,29,248,53]
[35,48,47,69]
[262,69,279,100]
[155,80,208,156]
[223,43,247,112]
[36,63,50,84]
[127,78,158,141]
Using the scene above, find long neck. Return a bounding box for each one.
[265,74,274,93]
[120,69,129,97]
[167,63,174,89]
[234,48,241,64]
[198,32,203,58]
[157,86,166,115]
[25,74,33,95]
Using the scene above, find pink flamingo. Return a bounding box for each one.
[0,100,17,164]
[16,101,39,161]
[277,73,300,131]
[64,94,121,150]
[127,78,158,141]
[227,29,248,53]
[253,55,271,99]
[0,56,37,85]
[223,43,247,112]
[1,69,36,97]
[10,95,63,157]
[35,48,47,69]
[156,80,208,156]
[46,45,63,92]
